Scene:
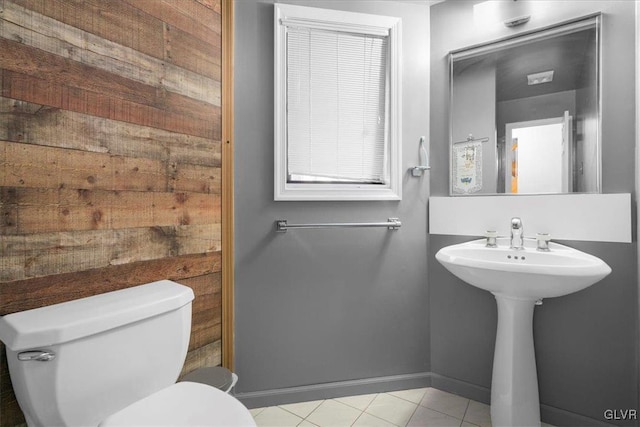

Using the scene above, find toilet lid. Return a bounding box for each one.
[99,382,256,427]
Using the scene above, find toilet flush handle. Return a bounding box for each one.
[18,350,56,362]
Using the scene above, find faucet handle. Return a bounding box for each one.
[511,217,522,229]
[485,230,498,248]
[536,233,551,251]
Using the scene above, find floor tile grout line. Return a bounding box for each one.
[402,399,422,427]
[333,397,368,412]
[366,391,422,427]
[301,399,326,425]
[417,400,470,424]
[335,392,379,413]
[460,399,472,425]
[350,409,366,427]
[425,391,476,424]
[251,407,266,418]
[279,399,325,420]
[298,415,319,427]
[305,398,368,426]
[277,405,306,420]
[350,408,393,427]
[360,392,379,413]
[394,392,420,427]
[351,393,383,426]
[388,388,476,422]
[387,389,429,406]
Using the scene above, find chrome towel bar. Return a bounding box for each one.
[276,218,401,233]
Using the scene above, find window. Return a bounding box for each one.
[274,4,402,200]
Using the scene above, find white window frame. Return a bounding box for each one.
[274,3,402,201]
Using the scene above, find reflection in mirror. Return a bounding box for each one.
[449,15,600,195]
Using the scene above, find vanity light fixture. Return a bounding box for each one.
[527,70,554,85]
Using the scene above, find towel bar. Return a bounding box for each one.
[275,218,401,232]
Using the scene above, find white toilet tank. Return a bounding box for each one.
[0,280,195,427]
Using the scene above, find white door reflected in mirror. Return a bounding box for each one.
[506,111,572,194]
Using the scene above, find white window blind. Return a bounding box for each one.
[286,27,389,184]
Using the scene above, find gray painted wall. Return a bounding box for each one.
[452,60,497,193]
[234,0,431,406]
[430,1,638,426]
[233,0,638,424]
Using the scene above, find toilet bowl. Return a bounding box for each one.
[0,280,255,427]
[100,382,255,426]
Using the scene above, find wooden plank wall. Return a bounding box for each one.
[0,1,224,425]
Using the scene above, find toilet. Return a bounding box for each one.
[0,280,255,427]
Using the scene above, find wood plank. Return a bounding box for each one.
[0,187,220,234]
[174,223,222,254]
[2,71,221,139]
[180,340,222,379]
[0,38,219,118]
[169,0,221,34]
[0,188,18,235]
[164,23,221,78]
[196,0,222,14]
[171,163,222,194]
[11,0,223,81]
[192,273,222,294]
[10,0,166,60]
[151,192,221,228]
[0,1,221,104]
[0,225,221,282]
[180,272,222,299]
[0,98,221,167]
[112,155,171,192]
[2,141,223,195]
[0,252,222,314]
[179,274,222,343]
[1,141,166,192]
[124,0,222,44]
[190,284,222,349]
[191,324,221,350]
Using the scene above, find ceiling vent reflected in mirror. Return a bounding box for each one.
[527,70,554,86]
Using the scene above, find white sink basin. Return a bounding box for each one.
[435,237,611,300]
[435,236,611,427]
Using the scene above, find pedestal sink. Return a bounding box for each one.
[436,237,611,427]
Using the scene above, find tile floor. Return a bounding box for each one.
[250,387,555,427]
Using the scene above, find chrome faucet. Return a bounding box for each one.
[510,217,524,250]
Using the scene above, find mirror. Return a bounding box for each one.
[449,16,600,195]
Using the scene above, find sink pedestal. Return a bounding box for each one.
[491,295,540,427]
